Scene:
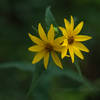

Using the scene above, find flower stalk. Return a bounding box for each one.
[27,61,45,97]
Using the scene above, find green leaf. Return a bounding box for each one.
[32,25,38,33]
[45,6,57,27]
[0,62,35,71]
[51,89,87,100]
[47,61,95,89]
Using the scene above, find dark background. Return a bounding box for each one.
[0,0,100,100]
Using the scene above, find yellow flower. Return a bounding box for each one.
[28,23,63,69]
[59,16,92,63]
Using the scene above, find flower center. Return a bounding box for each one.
[45,43,53,52]
[68,36,74,44]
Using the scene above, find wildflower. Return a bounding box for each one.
[28,24,63,69]
[59,16,92,63]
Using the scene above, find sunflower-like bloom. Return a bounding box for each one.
[28,24,63,69]
[59,16,92,63]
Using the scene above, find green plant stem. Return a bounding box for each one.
[74,61,83,78]
[26,62,45,98]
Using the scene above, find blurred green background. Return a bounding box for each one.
[0,0,100,100]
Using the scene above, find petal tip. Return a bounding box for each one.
[61,55,65,59]
[71,16,74,19]
[38,23,41,26]
[81,56,84,60]
[28,47,31,51]
[32,60,35,64]
[44,66,48,70]
[58,26,63,31]
[64,18,67,22]
[60,65,63,69]
[50,24,53,27]
[86,49,90,53]
[38,23,42,28]
[89,36,92,40]
[28,33,31,37]
[71,59,74,63]
[65,55,70,57]
[86,36,92,41]
[81,21,84,26]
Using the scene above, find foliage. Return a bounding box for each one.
[0,0,100,100]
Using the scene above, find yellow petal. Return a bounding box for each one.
[62,39,68,46]
[61,47,68,59]
[28,33,43,45]
[28,45,44,52]
[59,27,67,36]
[64,18,70,31]
[38,23,47,41]
[32,51,45,64]
[74,42,89,52]
[53,45,62,52]
[44,52,49,69]
[53,42,65,52]
[69,46,74,63]
[65,55,70,57]
[73,47,84,60]
[70,16,74,31]
[75,35,92,42]
[54,36,65,45]
[51,51,63,69]
[48,24,54,42]
[73,21,84,35]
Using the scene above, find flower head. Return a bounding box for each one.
[59,16,92,63]
[28,23,63,69]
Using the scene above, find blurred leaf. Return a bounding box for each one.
[46,61,95,89]
[51,89,87,100]
[45,6,57,27]
[32,25,38,33]
[0,68,31,100]
[0,62,35,71]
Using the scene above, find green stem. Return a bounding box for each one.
[74,61,83,78]
[26,62,45,98]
